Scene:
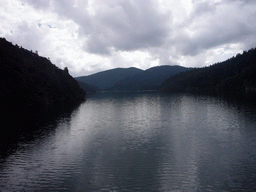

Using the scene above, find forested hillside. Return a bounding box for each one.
[1,38,86,137]
[161,48,256,100]
[107,65,191,91]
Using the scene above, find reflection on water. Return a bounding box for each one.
[1,92,256,191]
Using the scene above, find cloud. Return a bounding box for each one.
[1,0,256,77]
[6,21,50,52]
[22,0,51,10]
[81,0,171,54]
[24,0,171,54]
[172,0,256,56]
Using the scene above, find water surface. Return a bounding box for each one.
[1,92,256,191]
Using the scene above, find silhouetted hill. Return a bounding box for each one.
[161,48,256,101]
[75,67,143,90]
[107,65,191,91]
[0,37,86,139]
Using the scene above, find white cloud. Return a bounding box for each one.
[0,0,256,77]
[80,0,171,54]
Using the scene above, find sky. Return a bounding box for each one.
[1,0,256,77]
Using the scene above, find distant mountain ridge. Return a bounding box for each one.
[77,81,100,94]
[107,65,191,91]
[76,67,143,90]
[76,65,191,92]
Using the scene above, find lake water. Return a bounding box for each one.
[1,92,256,191]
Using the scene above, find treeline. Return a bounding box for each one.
[0,38,86,138]
[161,48,256,101]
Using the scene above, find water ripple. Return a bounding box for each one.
[1,93,256,191]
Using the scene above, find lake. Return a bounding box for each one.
[1,92,256,191]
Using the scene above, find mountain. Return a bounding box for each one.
[78,81,100,94]
[0,38,86,139]
[107,65,191,91]
[161,48,256,101]
[75,67,143,90]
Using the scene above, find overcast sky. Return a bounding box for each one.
[1,0,256,77]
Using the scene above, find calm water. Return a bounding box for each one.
[1,92,256,191]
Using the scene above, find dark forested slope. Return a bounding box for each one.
[75,67,143,90]
[161,48,256,99]
[107,65,191,91]
[0,38,86,135]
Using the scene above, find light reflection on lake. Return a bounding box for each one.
[1,92,256,191]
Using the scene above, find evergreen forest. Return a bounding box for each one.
[1,38,86,142]
[161,48,256,102]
